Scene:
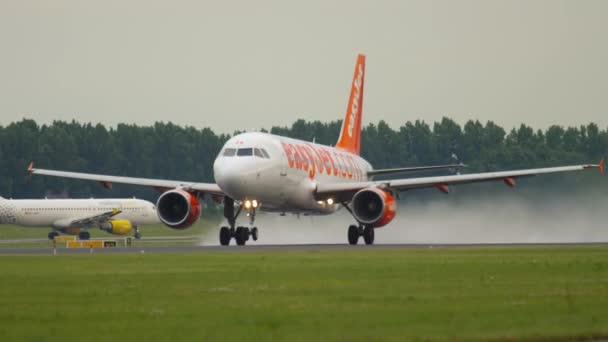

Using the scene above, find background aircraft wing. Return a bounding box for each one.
[68,209,122,227]
[315,162,603,202]
[28,163,224,196]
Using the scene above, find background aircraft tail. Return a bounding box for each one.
[335,54,366,155]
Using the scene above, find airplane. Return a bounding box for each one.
[0,196,159,240]
[27,54,605,246]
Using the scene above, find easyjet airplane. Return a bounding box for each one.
[29,54,605,246]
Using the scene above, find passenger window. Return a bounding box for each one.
[237,148,253,156]
[254,148,264,158]
[261,149,270,159]
[223,148,236,157]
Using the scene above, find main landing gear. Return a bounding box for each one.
[347,225,375,245]
[219,226,258,246]
[342,201,375,245]
[48,230,92,240]
[219,197,259,246]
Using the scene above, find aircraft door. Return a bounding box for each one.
[280,153,288,177]
[277,143,288,177]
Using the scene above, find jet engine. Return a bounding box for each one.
[100,219,133,235]
[351,187,397,228]
[156,189,201,229]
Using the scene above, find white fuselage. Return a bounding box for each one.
[213,132,373,214]
[0,198,159,228]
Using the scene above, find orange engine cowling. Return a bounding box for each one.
[156,189,201,229]
[351,187,397,228]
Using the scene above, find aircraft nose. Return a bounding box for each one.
[215,166,243,197]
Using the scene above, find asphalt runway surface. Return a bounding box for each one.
[0,242,607,255]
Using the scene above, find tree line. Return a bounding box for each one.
[0,118,606,201]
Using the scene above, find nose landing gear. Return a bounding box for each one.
[134,226,142,239]
[219,197,260,246]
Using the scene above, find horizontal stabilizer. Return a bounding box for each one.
[367,164,466,177]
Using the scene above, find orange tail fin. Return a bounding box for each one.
[335,54,366,155]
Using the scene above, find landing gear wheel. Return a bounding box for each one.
[235,227,248,246]
[348,225,360,245]
[134,232,142,240]
[78,231,90,240]
[363,226,375,245]
[48,231,59,240]
[219,226,231,246]
[250,227,258,241]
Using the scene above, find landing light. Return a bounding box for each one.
[327,198,334,205]
[244,199,259,209]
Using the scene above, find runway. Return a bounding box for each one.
[0,242,607,255]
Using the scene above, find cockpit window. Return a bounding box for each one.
[237,148,253,156]
[223,148,236,157]
[254,148,265,158]
[261,148,270,159]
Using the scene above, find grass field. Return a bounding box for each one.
[0,246,607,341]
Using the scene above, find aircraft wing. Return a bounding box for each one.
[28,163,224,196]
[68,209,122,227]
[315,162,603,202]
[367,164,465,177]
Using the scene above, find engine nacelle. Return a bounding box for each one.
[351,187,397,228]
[156,189,201,229]
[100,219,133,235]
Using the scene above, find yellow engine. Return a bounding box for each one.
[100,220,133,235]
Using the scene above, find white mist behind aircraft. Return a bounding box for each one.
[0,196,158,240]
[29,54,604,246]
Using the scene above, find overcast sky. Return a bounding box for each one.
[1,0,606,133]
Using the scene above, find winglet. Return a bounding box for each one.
[26,162,34,182]
[600,159,605,175]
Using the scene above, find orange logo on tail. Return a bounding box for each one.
[336,54,366,155]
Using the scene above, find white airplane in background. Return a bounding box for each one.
[0,196,158,240]
[28,54,605,246]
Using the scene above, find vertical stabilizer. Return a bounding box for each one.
[335,54,366,155]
